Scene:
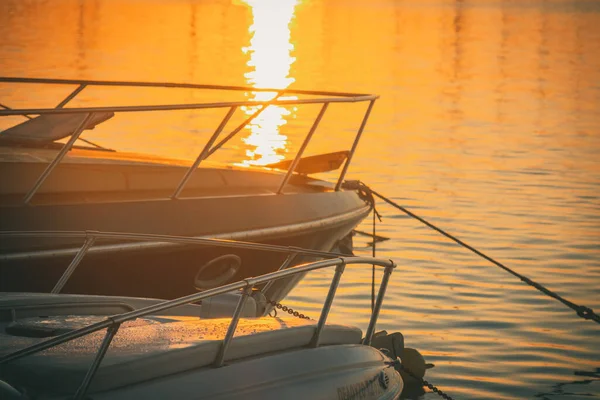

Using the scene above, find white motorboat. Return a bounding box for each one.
[0,231,429,400]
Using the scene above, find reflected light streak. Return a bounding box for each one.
[240,0,298,166]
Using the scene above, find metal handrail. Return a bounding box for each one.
[0,229,352,258]
[0,76,374,98]
[0,229,349,294]
[0,97,375,116]
[0,77,378,203]
[0,238,396,399]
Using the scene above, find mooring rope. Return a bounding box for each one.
[345,180,600,325]
[371,197,377,311]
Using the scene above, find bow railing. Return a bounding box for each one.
[0,229,395,400]
[0,77,378,204]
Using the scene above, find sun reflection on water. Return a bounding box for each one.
[240,0,298,166]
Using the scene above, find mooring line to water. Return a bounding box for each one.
[346,180,600,325]
[371,199,377,311]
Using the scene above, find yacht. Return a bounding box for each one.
[0,77,377,300]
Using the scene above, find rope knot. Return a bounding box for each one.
[576,306,594,320]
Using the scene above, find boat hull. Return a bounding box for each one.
[0,191,370,300]
[99,345,402,400]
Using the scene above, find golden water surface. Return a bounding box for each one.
[1,0,599,398]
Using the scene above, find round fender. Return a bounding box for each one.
[194,254,242,290]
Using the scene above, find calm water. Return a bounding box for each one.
[1,0,600,398]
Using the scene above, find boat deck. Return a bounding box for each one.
[1,312,361,395]
[0,146,332,206]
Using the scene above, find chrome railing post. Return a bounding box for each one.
[276,102,329,194]
[261,252,298,295]
[205,92,283,159]
[171,106,237,199]
[309,259,346,348]
[73,323,121,400]
[276,251,299,271]
[23,112,94,204]
[334,99,376,191]
[51,233,96,294]
[56,84,87,108]
[362,261,395,346]
[214,284,253,367]
[260,252,299,311]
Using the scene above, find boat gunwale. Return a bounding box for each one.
[0,203,371,261]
